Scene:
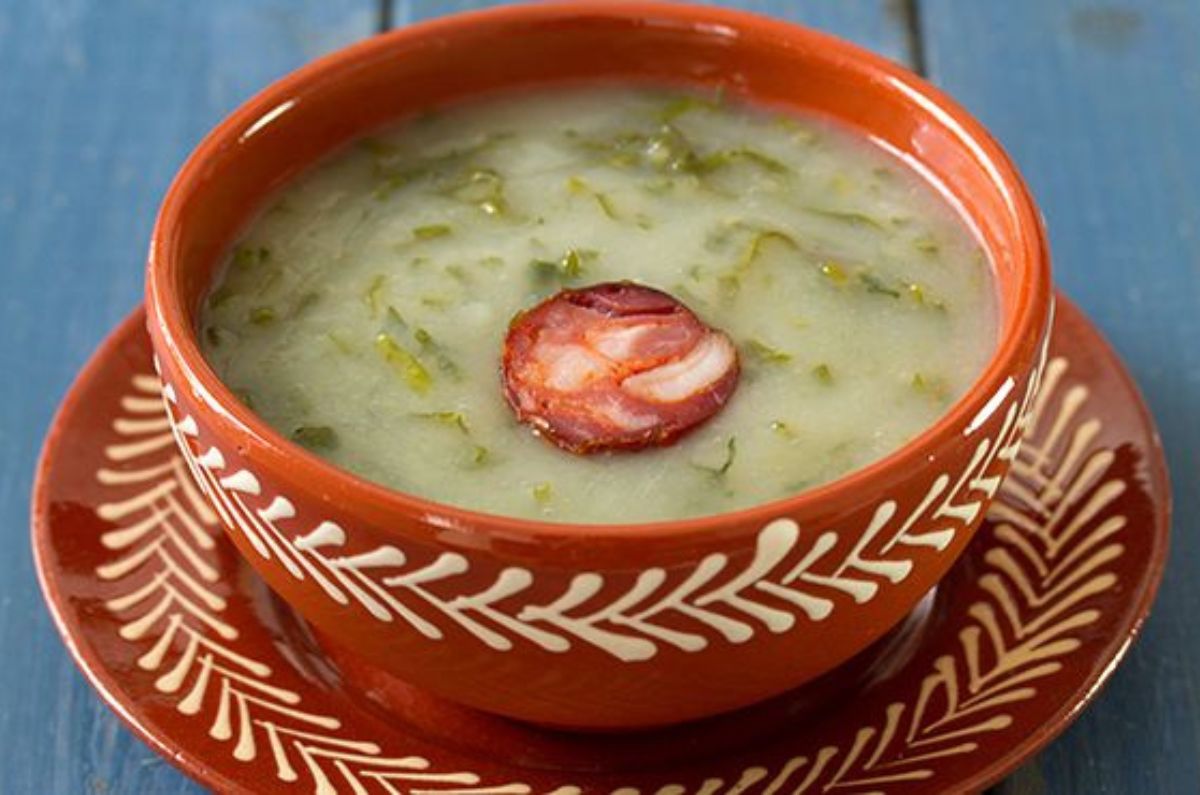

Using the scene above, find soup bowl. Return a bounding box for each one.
[146,1,1052,729]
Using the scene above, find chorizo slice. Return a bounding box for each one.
[502,282,740,454]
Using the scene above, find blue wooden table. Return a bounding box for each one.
[2,2,1196,792]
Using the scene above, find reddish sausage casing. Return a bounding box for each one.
[502,282,740,454]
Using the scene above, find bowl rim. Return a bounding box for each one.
[147,0,1052,542]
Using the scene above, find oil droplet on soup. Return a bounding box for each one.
[200,87,997,524]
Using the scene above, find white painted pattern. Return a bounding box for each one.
[97,374,532,795]
[92,352,1129,793]
[155,341,1048,662]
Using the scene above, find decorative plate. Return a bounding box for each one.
[33,296,1168,794]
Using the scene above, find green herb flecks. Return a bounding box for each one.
[642,125,704,173]
[913,234,940,254]
[371,133,510,201]
[532,482,553,505]
[905,281,948,311]
[414,410,470,434]
[911,373,952,403]
[802,206,888,230]
[717,226,798,300]
[812,363,834,385]
[444,168,509,217]
[690,436,737,478]
[248,306,277,326]
[414,411,490,467]
[375,332,432,394]
[204,325,231,348]
[208,284,235,308]
[696,147,790,177]
[770,420,797,439]
[819,261,850,285]
[858,271,902,298]
[572,124,703,176]
[745,338,793,365]
[231,388,256,410]
[233,244,271,270]
[567,176,620,220]
[414,327,460,377]
[291,425,339,451]
[820,261,945,309]
[383,305,409,335]
[412,224,452,240]
[325,331,355,354]
[735,229,798,273]
[293,291,321,317]
[364,274,388,318]
[529,247,597,287]
[657,90,723,123]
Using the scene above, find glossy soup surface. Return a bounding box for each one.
[200,87,996,523]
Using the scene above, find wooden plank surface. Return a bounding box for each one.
[2,1,1194,792]
[392,0,917,66]
[920,1,1200,793]
[0,2,375,793]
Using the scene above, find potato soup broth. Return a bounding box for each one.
[200,87,996,523]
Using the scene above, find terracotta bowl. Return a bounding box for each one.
[145,1,1053,730]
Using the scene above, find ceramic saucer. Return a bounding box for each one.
[33,296,1169,794]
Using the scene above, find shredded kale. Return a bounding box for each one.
[293,291,321,316]
[208,284,235,308]
[529,247,596,286]
[858,271,902,298]
[735,229,798,273]
[325,331,354,354]
[291,425,339,451]
[802,206,888,230]
[204,325,227,348]
[912,373,952,403]
[371,133,509,201]
[443,168,509,216]
[374,332,432,393]
[716,226,798,299]
[414,410,470,434]
[364,274,387,317]
[571,124,703,175]
[412,224,452,240]
[696,147,790,176]
[231,388,256,410]
[384,305,408,334]
[770,420,797,439]
[469,445,491,467]
[593,191,620,219]
[745,338,793,365]
[412,326,459,376]
[532,482,553,505]
[233,244,271,269]
[414,411,490,466]
[248,306,276,325]
[657,90,723,123]
[913,234,940,254]
[691,436,737,477]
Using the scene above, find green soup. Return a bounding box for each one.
[200,87,996,523]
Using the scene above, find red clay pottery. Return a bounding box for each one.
[143,2,1053,728]
[33,297,1168,792]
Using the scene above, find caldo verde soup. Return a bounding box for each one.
[200,87,996,523]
